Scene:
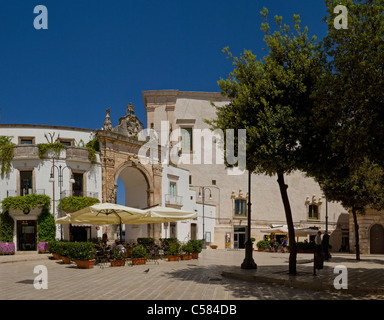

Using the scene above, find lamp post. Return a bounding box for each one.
[241,170,257,269]
[49,164,75,240]
[198,186,212,249]
[326,198,328,233]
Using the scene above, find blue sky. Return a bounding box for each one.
[0,0,329,130]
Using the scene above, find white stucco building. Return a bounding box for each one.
[0,124,103,250]
[142,90,349,250]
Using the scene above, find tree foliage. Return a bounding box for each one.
[304,0,384,259]
[209,8,323,274]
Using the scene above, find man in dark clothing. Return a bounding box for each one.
[322,231,331,261]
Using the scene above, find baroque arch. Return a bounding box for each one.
[97,104,163,209]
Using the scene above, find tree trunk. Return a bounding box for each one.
[277,173,297,275]
[351,206,360,261]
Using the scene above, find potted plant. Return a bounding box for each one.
[210,244,218,249]
[256,240,268,252]
[297,241,315,253]
[180,243,193,260]
[0,242,15,255]
[60,242,71,264]
[165,241,180,261]
[132,244,147,265]
[110,247,126,267]
[250,237,256,251]
[188,239,203,259]
[38,241,49,254]
[69,242,96,269]
[48,240,60,260]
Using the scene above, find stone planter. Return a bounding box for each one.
[167,255,179,262]
[52,253,61,260]
[180,254,192,260]
[297,249,314,253]
[75,259,96,269]
[132,258,147,265]
[210,245,218,249]
[62,256,71,264]
[110,259,126,267]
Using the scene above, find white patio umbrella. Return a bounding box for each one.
[131,205,197,224]
[260,226,289,234]
[55,203,147,239]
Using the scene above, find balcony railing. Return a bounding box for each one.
[165,194,183,206]
[6,189,45,197]
[60,190,99,199]
[65,147,90,162]
[13,145,39,159]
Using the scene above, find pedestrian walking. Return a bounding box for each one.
[282,237,287,253]
[270,238,276,252]
[322,231,331,260]
[314,231,324,272]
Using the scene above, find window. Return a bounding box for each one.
[59,139,72,147]
[234,199,247,217]
[72,173,84,197]
[308,204,319,220]
[212,180,216,186]
[180,127,193,152]
[20,171,33,196]
[189,175,192,185]
[20,139,33,145]
[18,137,35,145]
[169,182,176,196]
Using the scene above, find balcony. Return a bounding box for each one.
[165,194,183,207]
[60,190,99,199]
[13,145,39,160]
[65,147,90,163]
[6,189,46,197]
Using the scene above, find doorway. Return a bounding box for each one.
[70,225,91,242]
[190,223,197,240]
[17,220,36,251]
[370,224,384,254]
[234,226,246,249]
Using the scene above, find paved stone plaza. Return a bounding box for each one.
[0,249,383,301]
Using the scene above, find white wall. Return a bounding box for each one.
[0,125,103,243]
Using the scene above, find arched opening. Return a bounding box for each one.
[370,224,384,254]
[116,166,150,243]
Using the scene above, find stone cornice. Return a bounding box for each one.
[142,90,230,111]
[0,123,94,133]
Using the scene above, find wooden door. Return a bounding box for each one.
[370,224,384,254]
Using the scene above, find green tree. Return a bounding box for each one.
[319,159,384,260]
[209,8,323,275]
[319,0,384,165]
[303,0,384,260]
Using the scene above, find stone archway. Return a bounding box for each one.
[96,105,163,240]
[370,224,384,254]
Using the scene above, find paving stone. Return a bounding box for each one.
[1,250,384,302]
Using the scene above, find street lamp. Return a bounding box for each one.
[241,170,257,269]
[49,164,75,240]
[198,186,212,249]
